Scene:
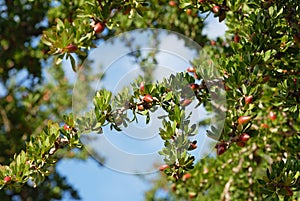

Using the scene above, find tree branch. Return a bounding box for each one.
[0,106,11,133]
[220,177,233,201]
[97,0,103,11]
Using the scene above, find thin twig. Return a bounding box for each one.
[32,119,49,136]
[97,0,103,11]
[220,177,233,201]
[232,158,244,173]
[0,107,11,133]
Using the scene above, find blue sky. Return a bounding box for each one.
[57,158,153,201]
[58,14,227,201]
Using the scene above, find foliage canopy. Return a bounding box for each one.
[0,0,299,200]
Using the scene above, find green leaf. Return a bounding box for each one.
[163,92,173,102]
[56,18,65,31]
[268,6,274,17]
[257,179,266,185]
[179,2,192,9]
[55,55,64,65]
[41,36,53,46]
[69,55,77,72]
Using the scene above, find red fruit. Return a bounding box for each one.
[6,95,13,102]
[261,123,269,128]
[217,145,226,155]
[189,192,197,199]
[94,22,105,34]
[159,164,169,171]
[143,94,153,103]
[239,133,250,142]
[182,173,192,181]
[224,84,230,91]
[245,95,253,104]
[269,111,277,121]
[139,82,145,91]
[187,66,196,73]
[262,75,270,83]
[186,9,192,15]
[65,44,78,52]
[293,78,297,87]
[236,141,246,147]
[3,176,11,184]
[234,34,240,43]
[293,33,300,45]
[194,73,199,79]
[210,40,216,46]
[171,183,176,191]
[188,142,197,150]
[203,167,209,174]
[123,7,131,15]
[182,99,192,107]
[238,116,251,125]
[216,143,227,155]
[63,124,71,130]
[198,0,205,3]
[285,186,293,197]
[169,1,176,7]
[190,83,199,90]
[42,90,50,101]
[212,5,220,13]
[137,105,144,111]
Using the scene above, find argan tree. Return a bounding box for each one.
[0,0,299,201]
